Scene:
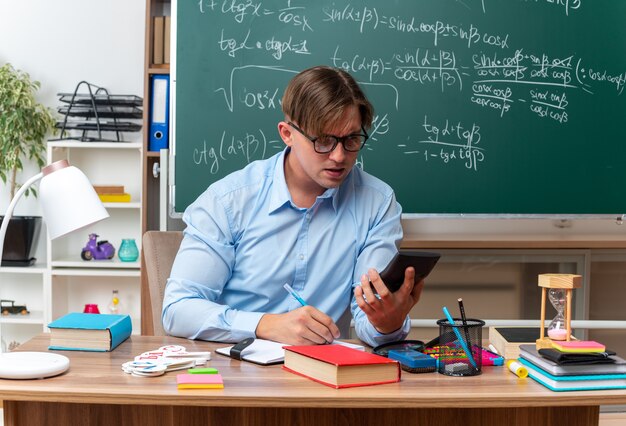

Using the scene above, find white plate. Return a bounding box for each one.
[0,352,70,379]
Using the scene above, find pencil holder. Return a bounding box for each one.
[436,318,485,376]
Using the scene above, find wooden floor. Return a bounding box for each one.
[600,413,626,426]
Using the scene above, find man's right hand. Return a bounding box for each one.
[255,307,340,345]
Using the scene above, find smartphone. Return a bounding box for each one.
[379,252,441,292]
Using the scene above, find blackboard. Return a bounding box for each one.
[172,0,626,215]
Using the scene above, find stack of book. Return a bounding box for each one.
[153,16,171,65]
[94,185,131,203]
[518,343,626,391]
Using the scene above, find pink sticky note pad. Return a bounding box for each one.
[177,373,224,386]
[552,340,605,353]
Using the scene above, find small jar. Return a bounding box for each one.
[118,239,139,262]
[83,304,100,314]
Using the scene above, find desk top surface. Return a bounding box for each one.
[1,334,626,408]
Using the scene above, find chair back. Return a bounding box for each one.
[142,231,183,336]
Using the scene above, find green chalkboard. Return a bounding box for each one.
[173,0,626,215]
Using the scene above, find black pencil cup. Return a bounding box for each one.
[436,318,486,376]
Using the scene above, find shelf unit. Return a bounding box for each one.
[142,0,172,334]
[0,265,48,351]
[46,140,143,333]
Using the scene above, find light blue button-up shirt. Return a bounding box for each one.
[162,148,410,347]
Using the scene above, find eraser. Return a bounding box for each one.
[444,362,470,374]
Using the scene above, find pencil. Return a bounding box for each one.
[458,298,473,352]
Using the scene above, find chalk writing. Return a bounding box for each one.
[175,0,626,216]
[521,0,581,16]
[402,116,485,171]
[192,130,282,174]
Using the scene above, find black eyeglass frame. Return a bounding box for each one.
[288,122,369,154]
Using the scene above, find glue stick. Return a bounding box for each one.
[506,360,528,378]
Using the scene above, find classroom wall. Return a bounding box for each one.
[0,0,145,216]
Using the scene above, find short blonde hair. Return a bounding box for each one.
[281,66,373,136]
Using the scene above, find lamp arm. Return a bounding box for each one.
[0,172,44,264]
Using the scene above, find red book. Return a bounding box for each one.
[282,345,400,389]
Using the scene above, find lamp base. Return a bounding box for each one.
[0,352,70,379]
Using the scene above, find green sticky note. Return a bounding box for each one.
[187,367,218,374]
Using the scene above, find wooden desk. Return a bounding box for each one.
[2,335,626,426]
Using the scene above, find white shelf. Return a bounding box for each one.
[103,202,141,209]
[0,120,144,346]
[0,264,48,274]
[51,258,140,269]
[0,310,44,325]
[51,268,140,277]
[48,141,142,150]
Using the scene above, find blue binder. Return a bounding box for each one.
[149,75,169,151]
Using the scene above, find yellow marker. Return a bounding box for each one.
[506,360,528,378]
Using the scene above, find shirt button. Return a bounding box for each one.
[299,254,305,260]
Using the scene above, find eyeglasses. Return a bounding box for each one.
[288,122,368,154]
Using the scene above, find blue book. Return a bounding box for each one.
[48,312,132,352]
[521,358,626,392]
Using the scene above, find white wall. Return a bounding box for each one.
[0,0,145,216]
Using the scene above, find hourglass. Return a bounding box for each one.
[536,274,582,350]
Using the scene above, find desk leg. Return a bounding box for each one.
[3,402,599,426]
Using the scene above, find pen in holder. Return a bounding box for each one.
[436,317,485,376]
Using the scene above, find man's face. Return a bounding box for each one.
[280,106,362,196]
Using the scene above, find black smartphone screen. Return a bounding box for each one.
[379,252,441,292]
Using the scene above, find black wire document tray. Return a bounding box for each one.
[55,121,142,132]
[58,105,143,119]
[52,81,143,142]
[57,93,143,106]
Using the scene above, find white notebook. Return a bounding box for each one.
[216,339,285,365]
[216,339,364,365]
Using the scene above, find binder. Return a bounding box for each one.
[164,16,171,64]
[149,75,169,151]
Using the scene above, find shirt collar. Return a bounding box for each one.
[268,148,341,214]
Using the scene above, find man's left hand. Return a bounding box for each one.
[354,266,423,334]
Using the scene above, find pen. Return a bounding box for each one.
[283,283,308,307]
[442,306,477,369]
[458,298,473,350]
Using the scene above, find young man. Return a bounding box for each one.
[162,66,423,347]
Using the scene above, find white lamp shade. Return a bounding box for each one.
[39,163,109,239]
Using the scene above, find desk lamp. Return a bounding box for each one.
[0,159,109,379]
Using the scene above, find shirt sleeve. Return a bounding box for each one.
[161,188,264,343]
[349,191,410,347]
